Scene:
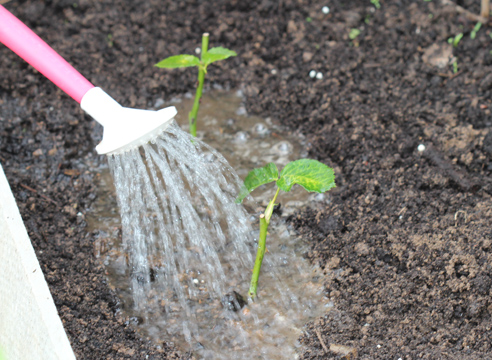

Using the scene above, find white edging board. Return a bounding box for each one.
[0,163,76,360]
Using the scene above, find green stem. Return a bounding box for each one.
[188,33,209,137]
[248,187,281,299]
[248,214,268,298]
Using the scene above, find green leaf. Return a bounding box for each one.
[453,33,463,47]
[155,55,200,68]
[236,163,279,203]
[470,22,482,39]
[349,28,361,40]
[202,47,237,66]
[277,159,335,193]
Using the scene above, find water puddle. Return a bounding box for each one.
[87,91,331,359]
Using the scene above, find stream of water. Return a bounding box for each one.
[87,91,331,359]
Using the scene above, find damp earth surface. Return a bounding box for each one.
[1,0,492,359]
[87,91,333,359]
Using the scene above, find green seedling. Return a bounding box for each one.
[155,33,236,137]
[448,33,463,47]
[370,0,381,9]
[453,60,459,74]
[236,159,336,299]
[349,28,361,47]
[471,22,482,39]
[349,28,361,40]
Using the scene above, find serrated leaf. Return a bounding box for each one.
[236,163,279,203]
[155,55,200,68]
[277,159,335,193]
[202,47,237,66]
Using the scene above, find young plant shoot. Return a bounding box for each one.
[155,33,236,137]
[236,159,336,299]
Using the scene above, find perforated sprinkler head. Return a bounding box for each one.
[80,87,177,155]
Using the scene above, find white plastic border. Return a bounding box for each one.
[0,163,76,360]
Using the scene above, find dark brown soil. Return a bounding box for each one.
[1,0,492,359]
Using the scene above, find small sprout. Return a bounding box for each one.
[424,0,432,2]
[322,6,330,14]
[237,160,336,298]
[417,144,426,152]
[370,0,381,9]
[453,60,459,74]
[107,34,113,47]
[349,28,361,40]
[156,33,236,137]
[316,72,323,80]
[309,70,317,78]
[447,33,463,47]
[470,22,482,39]
[306,17,313,22]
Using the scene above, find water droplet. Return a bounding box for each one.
[273,141,293,154]
[203,152,216,163]
[234,131,249,142]
[154,98,165,109]
[253,123,269,135]
[236,106,247,116]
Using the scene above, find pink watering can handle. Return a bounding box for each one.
[0,5,94,103]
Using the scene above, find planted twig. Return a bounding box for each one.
[315,328,329,354]
[236,159,335,299]
[155,33,236,137]
[20,183,60,206]
[482,0,490,19]
[441,0,489,23]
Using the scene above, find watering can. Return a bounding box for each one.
[0,5,177,155]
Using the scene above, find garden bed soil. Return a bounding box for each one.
[1,0,492,359]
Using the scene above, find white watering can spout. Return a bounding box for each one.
[80,87,176,155]
[0,5,176,155]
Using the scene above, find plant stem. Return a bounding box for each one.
[248,187,280,299]
[248,214,268,298]
[188,33,209,137]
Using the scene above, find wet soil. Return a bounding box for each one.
[1,0,492,359]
